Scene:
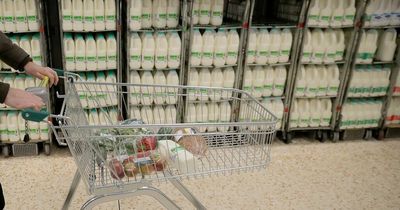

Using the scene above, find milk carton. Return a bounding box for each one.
[74,34,86,71]
[167,0,180,28]
[226,29,239,65]
[130,0,142,30]
[140,71,154,105]
[64,33,75,70]
[279,29,293,63]
[130,70,141,105]
[106,33,117,69]
[142,32,155,69]
[256,29,269,65]
[14,0,28,32]
[167,32,181,68]
[166,70,179,104]
[213,29,227,66]
[26,0,39,31]
[210,0,224,26]
[165,105,177,124]
[191,29,203,66]
[72,0,83,31]
[96,34,107,69]
[199,0,211,25]
[85,34,97,70]
[153,0,167,28]
[201,29,215,66]
[142,0,152,28]
[269,29,281,64]
[105,0,116,30]
[94,0,105,30]
[155,32,168,69]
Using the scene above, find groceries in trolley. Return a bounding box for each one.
[356,29,397,64]
[347,65,390,98]
[340,98,383,129]
[307,0,356,27]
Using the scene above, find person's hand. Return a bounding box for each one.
[24,62,59,87]
[4,88,45,111]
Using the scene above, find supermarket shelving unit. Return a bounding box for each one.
[0,0,51,156]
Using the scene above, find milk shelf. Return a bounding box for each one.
[0,0,51,157]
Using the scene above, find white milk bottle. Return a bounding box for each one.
[3,0,15,32]
[201,29,215,66]
[26,0,39,31]
[165,105,177,124]
[192,0,201,25]
[364,0,378,26]
[356,31,367,63]
[31,34,42,65]
[213,29,227,66]
[223,67,235,88]
[191,29,203,66]
[207,102,219,131]
[141,106,154,124]
[95,34,107,69]
[129,106,140,122]
[273,66,286,96]
[218,101,231,132]
[256,29,269,65]
[279,29,293,63]
[72,0,83,31]
[247,29,257,64]
[302,29,312,63]
[155,32,168,69]
[61,0,72,31]
[75,73,88,108]
[196,103,208,132]
[167,0,180,28]
[308,0,320,26]
[106,33,117,69]
[269,29,281,64]
[166,70,179,104]
[0,0,4,32]
[343,0,356,26]
[96,72,107,107]
[290,100,299,128]
[167,32,181,68]
[83,0,95,31]
[198,68,211,100]
[382,0,392,26]
[309,99,321,127]
[243,67,253,94]
[7,111,18,142]
[330,0,344,27]
[390,0,400,25]
[319,0,333,27]
[142,32,155,70]
[106,71,118,105]
[210,68,223,100]
[306,65,319,97]
[275,99,284,129]
[74,34,86,71]
[15,74,25,92]
[130,0,142,30]
[347,68,359,97]
[311,28,325,63]
[295,65,307,97]
[327,64,340,96]
[188,68,199,100]
[88,109,98,125]
[130,32,142,69]
[186,103,196,122]
[324,29,337,63]
[369,66,380,96]
[0,112,8,141]
[94,0,105,30]
[199,0,211,25]
[86,72,97,107]
[340,102,350,128]
[226,29,239,65]
[140,71,154,105]
[153,105,166,124]
[153,0,167,28]
[130,70,141,105]
[153,71,167,105]
[85,34,97,70]
[365,29,379,63]
[64,33,75,70]
[335,29,345,61]
[141,0,152,28]
[105,0,116,30]
[362,67,372,97]
[376,29,397,61]
[210,0,224,26]
[372,0,385,26]
[380,66,391,96]
[263,66,274,97]
[317,65,328,96]
[14,0,28,32]
[320,99,332,126]
[98,108,108,125]
[19,35,32,58]
[299,99,311,127]
[252,66,264,98]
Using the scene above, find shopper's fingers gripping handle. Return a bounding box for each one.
[22,109,49,122]
[53,68,65,76]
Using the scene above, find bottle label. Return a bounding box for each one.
[281,50,290,56]
[62,14,72,21]
[108,55,117,60]
[327,53,336,59]
[345,14,355,21]
[169,55,180,61]
[321,16,330,22]
[156,56,167,62]
[85,16,94,22]
[215,52,225,58]
[336,51,344,57]
[16,16,26,22]
[308,15,319,21]
[0,129,7,135]
[66,56,74,62]
[4,16,13,22]
[314,52,324,59]
[76,56,85,62]
[364,14,372,22]
[202,52,213,58]
[323,118,331,123]
[212,11,222,17]
[74,16,82,21]
[334,15,344,21]
[168,13,178,20]
[227,51,237,57]
[329,86,338,93]
[200,10,210,17]
[194,10,199,16]
[243,86,252,92]
[319,87,327,93]
[275,84,284,90]
[311,118,320,124]
[303,52,311,58]
[131,15,141,21]
[270,51,280,57]
[87,56,96,62]
[264,85,273,91]
[259,51,269,56]
[95,16,105,21]
[143,55,154,61]
[8,130,17,135]
[300,118,310,124]
[97,55,106,61]
[142,13,151,20]
[309,87,318,93]
[158,13,167,20]
[296,87,305,92]
[247,50,256,56]
[191,51,201,58]
[106,15,116,21]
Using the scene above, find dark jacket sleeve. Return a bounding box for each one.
[0,82,10,103]
[0,32,32,71]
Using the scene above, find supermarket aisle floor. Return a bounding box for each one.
[0,139,399,210]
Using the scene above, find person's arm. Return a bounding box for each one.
[0,32,32,71]
[0,82,10,103]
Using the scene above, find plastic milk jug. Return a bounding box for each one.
[364,0,378,27]
[210,0,224,26]
[191,29,203,66]
[299,99,311,127]
[306,65,318,97]
[0,0,4,32]
[295,65,306,96]
[243,67,253,94]
[213,29,227,66]
[262,66,274,96]
[335,29,345,61]
[196,103,208,131]
[275,99,284,129]
[390,0,400,25]
[308,0,320,26]
[319,0,332,27]
[373,0,386,26]
[153,71,166,105]
[311,28,325,63]
[0,112,8,141]
[153,0,167,28]
[14,0,28,32]
[153,105,166,124]
[210,68,223,100]
[74,34,86,71]
[247,29,257,64]
[83,0,95,31]
[356,31,367,63]
[106,71,118,105]
[198,68,211,100]
[256,29,269,65]
[201,29,215,66]
[98,108,108,125]
[19,35,31,57]
[167,0,180,28]
[279,29,292,63]
[290,100,299,128]
[199,0,211,25]
[188,68,199,100]
[96,72,107,106]
[7,111,18,142]
[30,34,42,65]
[376,29,397,61]
[130,0,142,30]
[26,0,39,31]
[321,99,332,126]
[141,0,152,28]
[141,106,154,124]
[167,32,181,68]
[343,0,356,26]
[130,70,141,105]
[86,73,96,107]
[317,65,328,96]
[72,0,83,31]
[273,66,286,96]
[365,29,379,63]
[64,33,75,70]
[302,29,312,62]
[381,0,392,26]
[105,0,116,30]
[327,64,340,96]
[192,0,200,25]
[218,102,231,132]
[3,0,15,32]
[85,34,97,70]
[140,71,154,105]
[96,34,107,69]
[324,29,337,63]
[222,67,235,88]
[15,74,25,92]
[330,0,344,27]
[226,29,239,65]
[309,99,321,127]
[252,66,264,98]
[94,0,105,30]
[269,29,281,64]
[130,32,142,69]
[186,103,196,122]
[155,32,168,69]
[165,105,177,124]
[166,70,179,104]
[207,102,219,131]
[106,33,117,69]
[157,140,197,174]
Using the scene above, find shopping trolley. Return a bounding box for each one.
[22,70,277,210]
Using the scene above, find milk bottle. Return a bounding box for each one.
[381,0,392,26]
[226,29,239,65]
[75,73,88,108]
[335,29,345,61]
[17,112,25,141]
[96,72,108,106]
[210,0,224,26]
[319,0,332,27]
[167,32,181,68]
[290,100,299,128]
[140,71,154,105]
[376,29,397,62]
[14,0,28,32]
[186,103,196,122]
[62,0,73,31]
[166,70,179,104]
[141,106,154,124]
[155,32,168,69]
[98,108,108,125]
[0,112,8,141]
[201,29,215,66]
[72,0,83,31]
[324,29,337,63]
[15,74,25,92]
[7,111,18,142]
[348,68,359,97]
[390,0,400,25]
[213,29,227,66]
[279,29,293,63]
[302,29,312,63]
[361,68,372,97]
[269,29,281,64]
[273,66,286,96]
[0,1,4,32]
[19,35,32,57]
[309,99,321,127]
[106,71,118,105]
[106,33,117,69]
[317,65,328,96]
[26,0,39,31]
[142,32,155,69]
[130,0,142,30]
[196,103,208,132]
[167,0,180,28]
[96,34,107,69]
[256,29,269,65]
[165,105,177,124]
[308,0,320,26]
[129,33,142,69]
[243,67,253,94]
[245,29,257,64]
[210,68,223,100]
[94,0,105,30]
[311,29,325,63]
[130,70,141,105]
[188,68,199,100]
[30,34,42,65]
[64,33,75,70]
[327,64,340,96]
[105,0,116,30]
[365,29,379,63]
[222,67,235,98]
[198,68,211,100]
[372,0,386,26]
[142,0,152,28]
[153,105,166,124]
[86,72,97,107]
[299,99,310,127]
[199,0,211,25]
[218,102,231,132]
[306,65,318,97]
[343,0,356,26]
[330,0,344,27]
[89,109,100,126]
[263,66,274,97]
[320,99,332,126]
[192,0,201,25]
[83,0,95,31]
[191,29,203,66]
[252,66,264,98]
[340,102,350,128]
[364,0,378,26]
[295,65,306,97]
[153,0,167,28]
[207,102,219,131]
[356,31,367,63]
[74,34,86,71]
[3,0,15,32]
[85,34,97,70]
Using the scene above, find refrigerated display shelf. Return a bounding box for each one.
[61,29,117,33]
[306,25,354,29]
[3,30,41,34]
[190,64,238,68]
[301,60,346,65]
[355,61,395,65]
[130,27,182,32]
[130,67,180,71]
[363,25,400,29]
[246,62,291,67]
[294,95,337,99]
[289,126,331,131]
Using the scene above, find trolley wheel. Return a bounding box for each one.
[44,143,51,156]
[283,132,293,144]
[322,132,328,142]
[316,130,322,141]
[364,130,373,140]
[2,145,9,158]
[377,129,385,140]
[330,131,340,142]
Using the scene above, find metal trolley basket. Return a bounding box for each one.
[23,71,277,209]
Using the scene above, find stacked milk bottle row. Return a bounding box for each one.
[356,29,397,63]
[302,28,346,63]
[130,70,179,105]
[242,66,287,98]
[129,0,180,30]
[191,0,224,26]
[246,28,293,64]
[186,102,232,132]
[0,75,39,108]
[364,0,400,27]
[191,29,240,66]
[341,99,383,128]
[307,0,356,27]
[87,108,119,125]
[76,71,118,108]
[262,98,284,129]
[130,105,177,124]
[392,67,400,96]
[0,0,39,32]
[290,99,332,128]
[61,0,116,31]
[130,32,181,70]
[295,64,340,97]
[348,65,390,97]
[386,97,400,124]
[64,33,117,71]
[0,111,48,142]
